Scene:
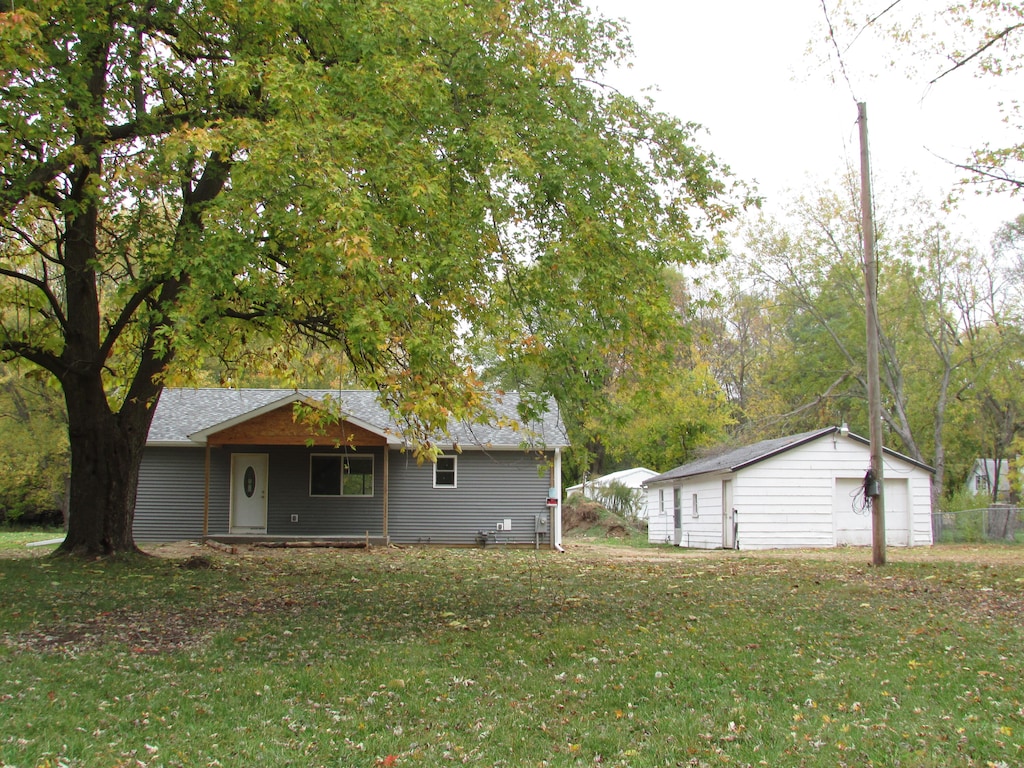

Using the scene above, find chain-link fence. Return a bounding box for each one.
[932,506,1023,544]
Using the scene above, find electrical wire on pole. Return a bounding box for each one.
[858,101,886,567]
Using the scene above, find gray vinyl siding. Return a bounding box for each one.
[134,447,230,541]
[387,450,553,545]
[136,445,553,545]
[266,446,384,537]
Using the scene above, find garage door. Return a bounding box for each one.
[834,477,910,546]
[834,478,872,546]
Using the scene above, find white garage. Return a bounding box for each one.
[645,427,934,550]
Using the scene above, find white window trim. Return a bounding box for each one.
[309,453,375,498]
[433,455,458,489]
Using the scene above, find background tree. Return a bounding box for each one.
[0,1,738,556]
[473,264,737,480]
[705,178,1011,505]
[596,358,732,473]
[729,182,877,438]
[0,365,67,525]
[944,216,1024,499]
[691,284,780,430]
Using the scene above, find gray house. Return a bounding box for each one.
[135,388,568,548]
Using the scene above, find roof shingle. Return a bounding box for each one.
[147,388,568,450]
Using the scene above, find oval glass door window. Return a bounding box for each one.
[244,466,257,498]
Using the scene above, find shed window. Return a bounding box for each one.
[434,456,457,488]
[692,493,699,518]
[310,455,374,497]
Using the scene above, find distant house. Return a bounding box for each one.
[134,388,568,548]
[565,467,659,519]
[964,459,1012,503]
[645,427,934,550]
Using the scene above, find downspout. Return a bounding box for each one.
[382,444,389,543]
[202,442,211,541]
[553,447,564,552]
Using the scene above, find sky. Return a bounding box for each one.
[587,0,1023,244]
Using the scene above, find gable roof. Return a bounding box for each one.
[146,388,568,450]
[647,427,933,485]
[565,467,658,494]
[968,458,1012,490]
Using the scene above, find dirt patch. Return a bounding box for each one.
[561,500,604,530]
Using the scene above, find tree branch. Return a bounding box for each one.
[0,265,69,330]
[0,339,62,378]
[951,160,1024,190]
[97,282,160,362]
[931,23,1024,84]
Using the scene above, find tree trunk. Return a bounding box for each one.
[54,377,159,557]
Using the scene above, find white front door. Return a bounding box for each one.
[231,453,268,533]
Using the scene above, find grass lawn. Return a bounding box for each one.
[1,538,1022,767]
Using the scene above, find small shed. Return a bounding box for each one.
[645,427,934,549]
[565,467,659,519]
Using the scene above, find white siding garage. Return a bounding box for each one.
[646,427,934,550]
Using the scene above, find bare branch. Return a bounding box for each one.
[951,160,1024,190]
[931,23,1024,84]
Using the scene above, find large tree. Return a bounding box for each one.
[0,1,736,555]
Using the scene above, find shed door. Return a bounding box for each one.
[672,487,683,546]
[231,453,268,533]
[722,479,735,549]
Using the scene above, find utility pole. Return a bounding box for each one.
[858,102,886,566]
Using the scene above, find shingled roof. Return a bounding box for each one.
[146,388,568,450]
[647,426,934,485]
[647,428,835,485]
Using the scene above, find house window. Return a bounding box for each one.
[659,489,665,516]
[310,454,374,497]
[692,493,699,518]
[434,456,457,488]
